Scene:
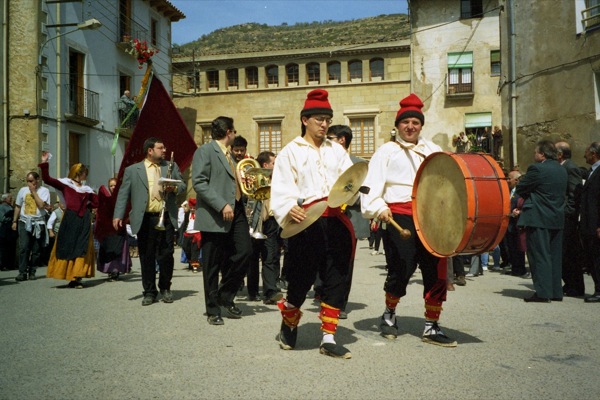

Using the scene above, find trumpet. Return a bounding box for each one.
[155,152,174,231]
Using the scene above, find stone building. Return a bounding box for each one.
[408,0,503,159]
[172,40,412,159]
[499,0,600,170]
[0,0,184,193]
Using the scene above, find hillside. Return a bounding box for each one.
[175,14,410,56]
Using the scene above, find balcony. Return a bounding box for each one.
[115,101,138,136]
[446,81,474,99]
[117,18,149,50]
[582,4,600,31]
[64,85,100,127]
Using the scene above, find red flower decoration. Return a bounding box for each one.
[127,38,159,69]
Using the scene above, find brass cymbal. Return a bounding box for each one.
[280,201,328,239]
[245,167,273,177]
[327,162,368,208]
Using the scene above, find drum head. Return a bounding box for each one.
[413,153,467,257]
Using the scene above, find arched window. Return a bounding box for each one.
[348,60,362,81]
[370,58,384,81]
[327,61,341,83]
[266,64,278,86]
[306,62,320,84]
[226,68,238,89]
[286,63,299,85]
[246,66,258,87]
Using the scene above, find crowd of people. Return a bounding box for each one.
[2,89,600,360]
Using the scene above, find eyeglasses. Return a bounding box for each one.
[312,116,332,125]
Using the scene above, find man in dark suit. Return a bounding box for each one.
[555,141,585,296]
[580,142,600,303]
[113,137,186,306]
[192,116,253,325]
[516,140,567,302]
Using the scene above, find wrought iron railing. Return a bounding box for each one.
[66,85,100,121]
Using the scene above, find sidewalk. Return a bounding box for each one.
[0,240,597,399]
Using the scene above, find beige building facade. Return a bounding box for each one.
[499,0,600,170]
[173,41,412,159]
[408,0,503,158]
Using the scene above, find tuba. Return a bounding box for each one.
[155,152,175,231]
[236,158,271,238]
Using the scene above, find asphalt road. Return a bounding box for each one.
[1,241,599,400]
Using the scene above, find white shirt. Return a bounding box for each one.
[15,186,51,218]
[271,136,353,229]
[361,137,441,219]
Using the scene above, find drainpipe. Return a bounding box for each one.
[2,0,8,192]
[509,0,518,166]
[55,2,62,178]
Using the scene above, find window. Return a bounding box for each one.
[461,0,483,19]
[286,63,299,85]
[150,18,158,46]
[69,132,81,167]
[490,50,500,76]
[246,66,258,87]
[307,62,320,83]
[200,124,212,144]
[348,60,362,81]
[226,68,238,88]
[119,0,132,41]
[327,61,341,82]
[187,71,200,91]
[370,58,384,81]
[447,52,473,94]
[258,122,282,153]
[464,113,492,153]
[68,50,85,116]
[207,70,219,90]
[349,117,375,156]
[266,65,278,85]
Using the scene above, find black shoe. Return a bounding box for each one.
[339,310,348,320]
[523,293,550,303]
[28,273,36,281]
[207,315,224,325]
[263,291,283,305]
[15,273,27,282]
[142,294,157,306]
[277,320,297,350]
[584,295,600,303]
[380,315,398,340]
[563,290,584,297]
[319,342,352,359]
[224,305,242,319]
[422,321,457,347]
[161,290,174,303]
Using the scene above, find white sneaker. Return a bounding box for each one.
[465,273,477,277]
[379,251,385,255]
[370,250,378,256]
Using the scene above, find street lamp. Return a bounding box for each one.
[39,18,102,64]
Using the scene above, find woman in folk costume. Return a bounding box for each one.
[40,152,98,288]
[96,178,132,281]
[180,198,201,273]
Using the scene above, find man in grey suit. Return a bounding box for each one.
[192,116,253,325]
[516,140,567,302]
[113,137,186,306]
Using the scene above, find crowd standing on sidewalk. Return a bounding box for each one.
[3,89,600,360]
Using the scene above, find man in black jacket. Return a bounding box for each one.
[555,141,585,296]
[580,142,600,303]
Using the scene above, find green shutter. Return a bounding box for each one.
[464,112,492,128]
[448,52,473,69]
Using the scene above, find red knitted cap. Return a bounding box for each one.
[395,93,425,125]
[301,89,333,117]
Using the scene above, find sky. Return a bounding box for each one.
[169,0,408,45]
